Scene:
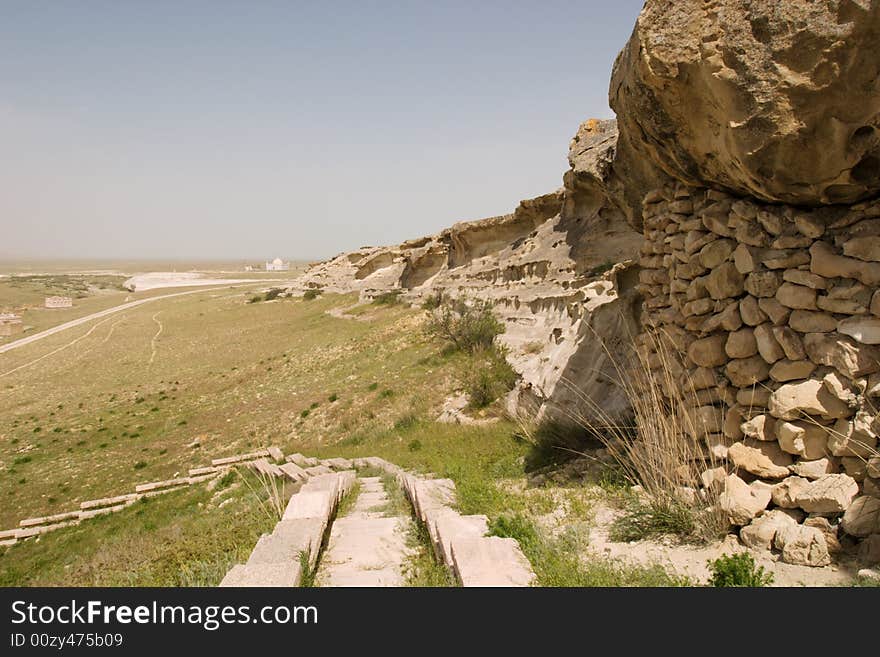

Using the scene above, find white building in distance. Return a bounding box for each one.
[45,296,73,308]
[265,258,290,271]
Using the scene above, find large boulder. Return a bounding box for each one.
[610,0,880,208]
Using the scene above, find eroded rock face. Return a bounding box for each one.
[610,0,880,208]
[289,123,644,428]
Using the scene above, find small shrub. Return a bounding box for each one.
[407,438,422,451]
[463,346,517,409]
[302,289,322,301]
[12,456,32,465]
[247,295,262,304]
[421,291,444,310]
[310,401,320,410]
[133,460,147,470]
[379,388,394,399]
[425,297,505,354]
[328,393,338,402]
[372,290,403,305]
[394,413,418,431]
[264,288,283,301]
[587,261,615,277]
[707,553,773,587]
[367,382,378,391]
[300,409,310,419]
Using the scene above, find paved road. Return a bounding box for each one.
[0,284,262,355]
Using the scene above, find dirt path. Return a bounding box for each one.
[0,284,260,356]
[148,312,163,365]
[0,315,119,379]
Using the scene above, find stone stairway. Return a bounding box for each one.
[315,476,413,587]
[219,454,536,587]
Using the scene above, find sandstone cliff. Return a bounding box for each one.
[290,119,645,429]
[288,0,880,567]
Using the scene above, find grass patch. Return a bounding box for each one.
[0,483,277,586]
[609,494,699,543]
[335,480,361,518]
[402,521,456,587]
[372,290,403,306]
[302,289,322,301]
[489,513,687,587]
[707,553,773,587]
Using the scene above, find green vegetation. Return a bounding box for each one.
[0,474,281,586]
[402,522,456,587]
[489,512,688,587]
[425,297,504,354]
[302,289,321,300]
[263,288,284,301]
[707,553,774,588]
[372,290,403,305]
[462,346,517,409]
[609,495,699,543]
[587,261,615,277]
[335,481,361,518]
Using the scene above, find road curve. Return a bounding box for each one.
[0,284,262,355]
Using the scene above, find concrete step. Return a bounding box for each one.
[19,510,83,528]
[279,462,309,483]
[80,493,140,510]
[247,517,326,570]
[433,513,489,567]
[317,516,412,587]
[219,563,300,587]
[451,536,535,587]
[286,453,320,467]
[323,457,353,470]
[283,490,334,523]
[135,477,190,493]
[15,519,80,539]
[211,450,271,467]
[188,465,222,477]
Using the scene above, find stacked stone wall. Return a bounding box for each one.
[636,182,880,565]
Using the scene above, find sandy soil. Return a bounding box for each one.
[586,501,860,587]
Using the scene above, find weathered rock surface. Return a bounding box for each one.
[610,0,880,208]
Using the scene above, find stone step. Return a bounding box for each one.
[187,473,220,485]
[135,477,190,493]
[79,498,138,520]
[432,512,489,567]
[211,450,271,467]
[0,538,17,547]
[80,493,140,510]
[19,510,82,528]
[450,536,535,587]
[247,517,326,571]
[304,464,334,477]
[286,453,319,467]
[248,458,286,478]
[323,457,353,470]
[318,516,411,587]
[142,485,188,499]
[0,528,19,540]
[279,462,309,483]
[219,563,300,587]
[188,465,222,477]
[267,446,284,461]
[283,490,334,523]
[15,519,80,539]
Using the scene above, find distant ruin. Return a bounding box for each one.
[0,313,23,336]
[44,296,73,309]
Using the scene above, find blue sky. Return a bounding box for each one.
[1,1,644,261]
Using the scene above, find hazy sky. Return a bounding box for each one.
[1,1,644,261]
